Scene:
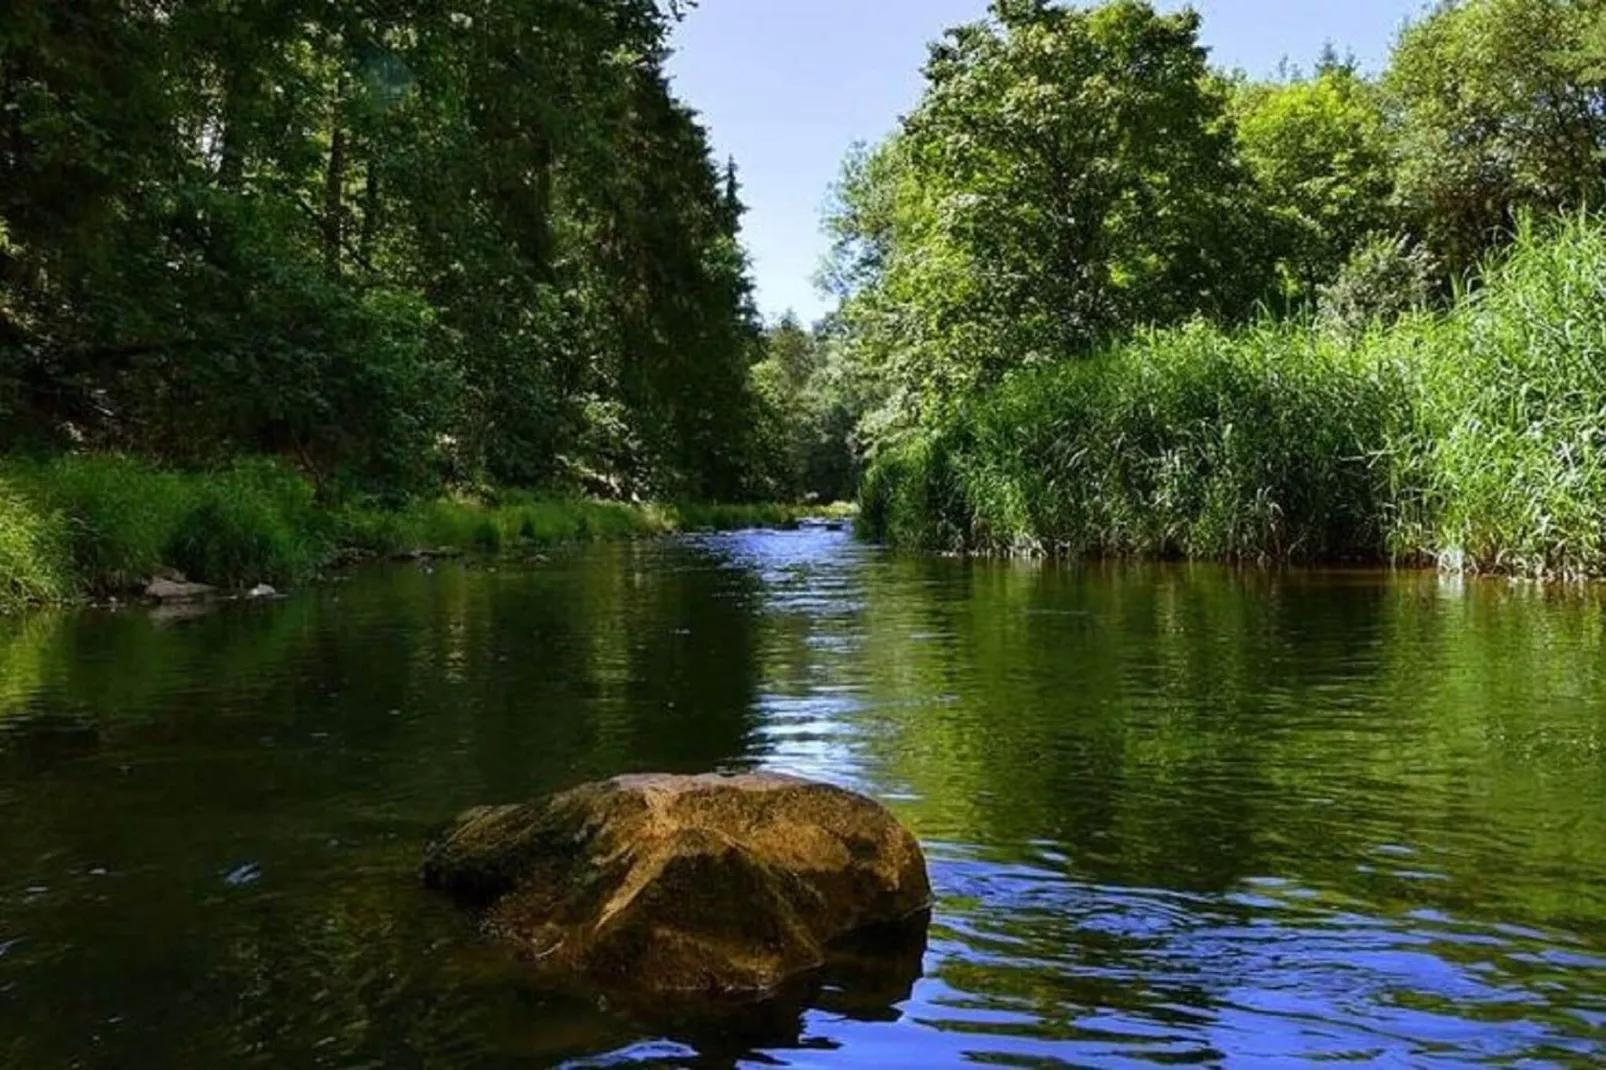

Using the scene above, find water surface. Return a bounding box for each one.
[2,529,1604,1067]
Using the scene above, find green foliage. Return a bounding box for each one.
[0,478,65,612]
[1232,61,1397,301]
[1,456,327,593]
[12,457,191,591]
[825,0,1606,487]
[863,321,1401,561]
[1387,0,1606,273]
[1401,216,1606,576]
[0,0,768,501]
[748,314,862,502]
[0,451,843,608]
[162,461,326,588]
[329,499,615,557]
[1317,234,1442,334]
[824,0,1278,432]
[858,436,970,553]
[861,219,1606,579]
[336,495,846,556]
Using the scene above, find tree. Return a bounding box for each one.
[1232,61,1397,303]
[824,0,1279,435]
[1387,0,1606,273]
[0,0,768,500]
[748,313,862,502]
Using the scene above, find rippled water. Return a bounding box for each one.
[2,528,1605,1067]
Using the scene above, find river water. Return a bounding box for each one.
[2,527,1604,1068]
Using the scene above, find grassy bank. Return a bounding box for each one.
[334,497,846,558]
[0,457,847,613]
[861,218,1606,579]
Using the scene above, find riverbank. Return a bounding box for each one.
[860,219,1606,580]
[0,455,848,613]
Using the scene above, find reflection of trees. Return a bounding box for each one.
[6,541,1606,1064]
[830,562,1606,1064]
[0,542,773,1067]
[0,612,64,718]
[851,562,1606,930]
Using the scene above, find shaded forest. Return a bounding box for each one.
[1,0,782,501]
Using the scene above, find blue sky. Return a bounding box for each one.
[666,0,1428,324]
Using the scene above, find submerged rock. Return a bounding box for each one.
[144,577,218,602]
[423,772,931,996]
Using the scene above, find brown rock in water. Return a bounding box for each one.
[422,772,931,995]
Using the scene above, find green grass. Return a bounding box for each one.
[334,495,666,556]
[861,216,1606,579]
[0,456,330,596]
[0,455,843,610]
[335,496,855,555]
[0,478,67,613]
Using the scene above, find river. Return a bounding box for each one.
[2,527,1604,1067]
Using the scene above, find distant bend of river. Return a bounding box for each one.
[2,527,1604,1068]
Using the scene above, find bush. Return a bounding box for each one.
[859,436,971,552]
[860,217,1606,579]
[1318,233,1442,334]
[12,456,190,590]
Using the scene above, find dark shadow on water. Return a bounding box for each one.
[573,915,931,1068]
[0,712,101,774]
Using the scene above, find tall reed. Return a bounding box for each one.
[861,217,1606,579]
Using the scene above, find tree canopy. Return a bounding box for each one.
[820,0,1606,458]
[1388,0,1606,273]
[1231,58,1396,303]
[0,0,766,500]
[825,0,1277,434]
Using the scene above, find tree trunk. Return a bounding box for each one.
[218,67,247,191]
[360,156,381,263]
[324,91,346,278]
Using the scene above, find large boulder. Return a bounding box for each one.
[422,772,931,996]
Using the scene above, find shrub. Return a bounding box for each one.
[1318,233,1442,334]
[10,456,189,590]
[0,456,327,592]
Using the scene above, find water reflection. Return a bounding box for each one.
[2,531,1605,1066]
